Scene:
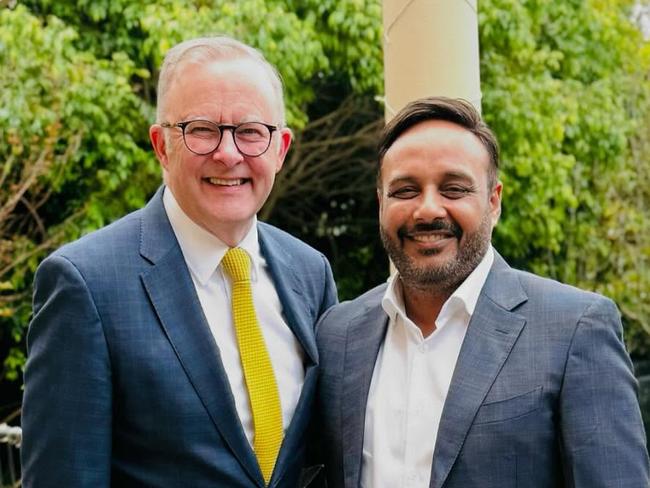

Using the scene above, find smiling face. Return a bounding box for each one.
[149,57,292,245]
[378,119,502,292]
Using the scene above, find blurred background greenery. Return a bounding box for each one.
[1,0,649,433]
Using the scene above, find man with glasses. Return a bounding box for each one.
[22,36,337,488]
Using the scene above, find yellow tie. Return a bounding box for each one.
[221,247,283,485]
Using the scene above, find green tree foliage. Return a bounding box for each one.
[0,0,385,383]
[0,4,156,380]
[0,0,648,386]
[20,0,383,126]
[480,0,650,355]
[285,0,383,93]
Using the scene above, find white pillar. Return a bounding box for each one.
[382,0,482,119]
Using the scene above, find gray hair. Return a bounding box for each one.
[155,36,286,125]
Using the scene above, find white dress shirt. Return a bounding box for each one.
[361,247,495,488]
[163,188,305,446]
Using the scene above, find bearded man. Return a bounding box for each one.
[314,96,649,488]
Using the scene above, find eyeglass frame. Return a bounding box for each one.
[160,119,279,157]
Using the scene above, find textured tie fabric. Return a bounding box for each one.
[221,247,283,485]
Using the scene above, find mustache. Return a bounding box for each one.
[397,219,462,239]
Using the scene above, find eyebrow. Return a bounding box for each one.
[386,170,476,186]
[441,170,476,183]
[386,175,417,186]
[177,114,210,122]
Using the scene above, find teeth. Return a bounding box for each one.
[207,178,245,186]
[411,234,450,243]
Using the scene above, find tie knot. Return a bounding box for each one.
[221,247,251,283]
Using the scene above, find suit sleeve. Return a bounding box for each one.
[21,255,112,488]
[317,253,338,316]
[559,296,650,487]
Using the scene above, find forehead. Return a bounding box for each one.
[164,57,281,121]
[381,119,490,183]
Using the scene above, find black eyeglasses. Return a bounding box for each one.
[161,120,278,157]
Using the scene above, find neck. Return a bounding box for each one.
[203,220,255,248]
[400,280,453,338]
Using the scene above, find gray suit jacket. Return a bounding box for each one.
[316,253,649,487]
[22,187,337,487]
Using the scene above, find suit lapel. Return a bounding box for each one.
[257,224,320,485]
[139,188,263,487]
[342,287,388,488]
[258,224,317,364]
[430,254,527,488]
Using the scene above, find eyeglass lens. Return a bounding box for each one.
[182,121,272,156]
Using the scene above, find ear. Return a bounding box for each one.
[274,127,293,173]
[489,180,503,226]
[149,124,169,170]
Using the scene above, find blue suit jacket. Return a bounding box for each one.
[22,187,337,487]
[316,252,649,487]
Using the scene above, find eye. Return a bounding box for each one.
[236,123,269,141]
[441,186,472,199]
[239,127,263,136]
[387,186,419,199]
[185,122,219,138]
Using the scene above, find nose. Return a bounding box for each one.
[413,188,447,222]
[212,129,244,168]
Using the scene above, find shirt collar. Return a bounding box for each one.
[163,187,261,285]
[382,245,495,326]
[382,274,406,323]
[447,245,494,317]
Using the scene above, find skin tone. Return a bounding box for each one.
[149,57,292,246]
[378,119,502,337]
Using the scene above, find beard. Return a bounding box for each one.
[380,212,493,294]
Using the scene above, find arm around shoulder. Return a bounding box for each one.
[559,295,649,487]
[22,254,112,488]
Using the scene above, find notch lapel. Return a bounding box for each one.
[430,254,527,488]
[139,189,263,487]
[342,289,388,488]
[257,224,317,364]
[257,224,320,485]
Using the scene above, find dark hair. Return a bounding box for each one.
[377,97,499,188]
